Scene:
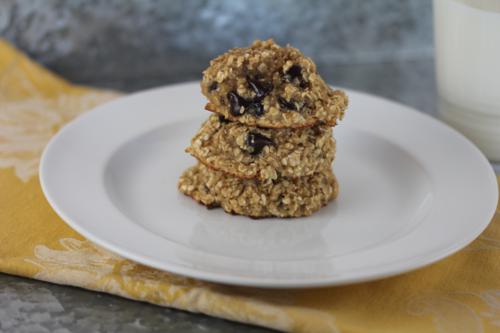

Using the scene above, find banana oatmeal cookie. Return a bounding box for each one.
[186,114,335,180]
[201,39,348,129]
[178,163,338,218]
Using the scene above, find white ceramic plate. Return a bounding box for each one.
[40,83,498,288]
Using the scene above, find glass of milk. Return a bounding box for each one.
[434,0,500,161]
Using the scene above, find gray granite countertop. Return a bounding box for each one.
[1,58,442,333]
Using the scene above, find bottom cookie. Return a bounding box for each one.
[178,163,338,218]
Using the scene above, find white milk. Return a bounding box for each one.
[434,0,500,160]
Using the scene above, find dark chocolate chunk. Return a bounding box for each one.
[228,90,267,117]
[278,97,297,111]
[246,131,274,155]
[247,76,272,100]
[227,91,245,116]
[246,102,265,116]
[284,65,309,88]
[286,65,302,81]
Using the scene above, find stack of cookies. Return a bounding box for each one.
[178,40,348,218]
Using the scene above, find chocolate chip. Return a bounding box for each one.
[278,97,297,111]
[286,65,302,80]
[246,131,274,155]
[246,102,265,116]
[227,90,267,117]
[208,82,218,92]
[284,65,309,88]
[247,76,272,100]
[228,81,270,118]
[227,91,244,116]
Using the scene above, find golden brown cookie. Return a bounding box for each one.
[186,114,335,180]
[201,39,348,129]
[178,163,338,218]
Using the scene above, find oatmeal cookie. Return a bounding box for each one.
[186,114,335,180]
[201,39,348,129]
[178,163,338,218]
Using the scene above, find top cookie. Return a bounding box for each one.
[201,39,348,129]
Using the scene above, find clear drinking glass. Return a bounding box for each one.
[434,0,500,161]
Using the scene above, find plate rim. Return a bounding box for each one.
[39,82,499,288]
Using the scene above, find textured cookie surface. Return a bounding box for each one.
[201,39,348,129]
[178,163,338,218]
[187,114,335,180]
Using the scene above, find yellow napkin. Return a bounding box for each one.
[1,39,500,333]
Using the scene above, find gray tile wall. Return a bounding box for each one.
[0,0,433,90]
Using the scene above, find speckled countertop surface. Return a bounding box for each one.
[0,58,442,333]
